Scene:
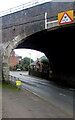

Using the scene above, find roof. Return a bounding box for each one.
[30,56,47,66]
[30,61,36,66]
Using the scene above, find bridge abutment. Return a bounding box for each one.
[2,44,10,81]
[0,50,2,82]
[2,34,27,81]
[2,57,9,81]
[0,17,2,82]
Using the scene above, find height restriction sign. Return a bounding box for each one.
[58,10,74,25]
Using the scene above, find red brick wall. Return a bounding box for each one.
[9,57,18,66]
[2,2,73,43]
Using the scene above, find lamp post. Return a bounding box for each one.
[29,53,31,65]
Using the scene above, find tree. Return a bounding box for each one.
[41,58,49,73]
[16,64,23,70]
[22,57,34,71]
[10,57,34,71]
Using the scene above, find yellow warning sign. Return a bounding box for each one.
[58,10,74,25]
[16,81,21,86]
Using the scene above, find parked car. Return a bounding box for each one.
[17,68,21,71]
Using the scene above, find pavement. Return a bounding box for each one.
[9,71,74,117]
[2,85,72,118]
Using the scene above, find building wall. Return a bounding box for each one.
[9,57,18,66]
[9,51,19,67]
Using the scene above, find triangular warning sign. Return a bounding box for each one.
[59,12,73,25]
[58,10,74,25]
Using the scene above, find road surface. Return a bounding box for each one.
[9,71,74,117]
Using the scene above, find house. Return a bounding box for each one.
[30,56,47,72]
[9,51,22,67]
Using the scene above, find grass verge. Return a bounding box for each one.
[2,81,21,91]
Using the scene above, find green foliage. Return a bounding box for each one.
[23,57,33,65]
[41,58,49,73]
[16,64,23,70]
[22,57,34,71]
[2,82,20,91]
[41,58,49,64]
[10,57,34,71]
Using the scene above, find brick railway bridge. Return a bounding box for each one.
[0,1,75,87]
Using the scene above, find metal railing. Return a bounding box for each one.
[0,0,51,17]
[9,75,21,86]
[45,12,58,29]
[45,12,75,29]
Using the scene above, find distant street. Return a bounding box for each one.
[9,71,74,117]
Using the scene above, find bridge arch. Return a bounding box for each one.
[2,33,27,81]
[2,23,75,87]
[2,29,51,81]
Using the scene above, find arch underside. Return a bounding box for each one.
[16,23,75,77]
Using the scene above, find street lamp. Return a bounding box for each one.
[29,53,31,65]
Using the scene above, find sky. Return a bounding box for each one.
[0,0,74,12]
[0,0,31,11]
[14,49,45,61]
[0,0,52,12]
